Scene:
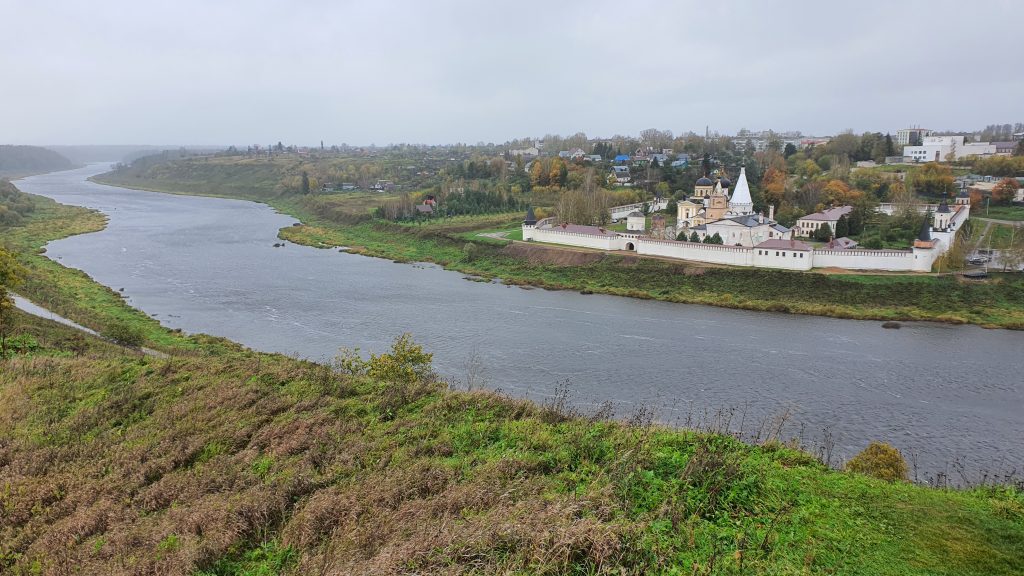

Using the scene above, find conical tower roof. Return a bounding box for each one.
[727,167,754,215]
[730,167,752,206]
[918,211,932,241]
[524,205,537,225]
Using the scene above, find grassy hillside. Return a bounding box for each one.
[0,145,74,177]
[3,311,1023,575]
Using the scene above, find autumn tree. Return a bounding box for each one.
[912,162,955,198]
[798,159,821,180]
[821,179,863,207]
[530,159,549,186]
[992,178,1019,205]
[761,167,787,208]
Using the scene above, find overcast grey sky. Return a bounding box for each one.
[2,0,1020,146]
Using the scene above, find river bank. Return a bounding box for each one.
[90,171,1024,329]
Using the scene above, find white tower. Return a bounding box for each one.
[727,167,754,216]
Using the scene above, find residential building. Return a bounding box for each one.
[795,206,853,237]
[993,142,1017,155]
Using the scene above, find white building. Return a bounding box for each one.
[626,211,646,232]
[692,214,792,247]
[903,136,1000,162]
[795,206,853,237]
[903,135,961,162]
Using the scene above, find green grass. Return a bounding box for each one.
[981,205,1024,222]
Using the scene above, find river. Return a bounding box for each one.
[13,164,1024,481]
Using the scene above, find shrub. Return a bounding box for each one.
[846,441,908,482]
[462,241,480,262]
[368,333,434,384]
[102,319,146,348]
[336,333,435,385]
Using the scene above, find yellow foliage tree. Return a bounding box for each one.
[761,167,787,207]
[822,179,864,206]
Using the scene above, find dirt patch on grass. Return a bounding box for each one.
[502,243,606,266]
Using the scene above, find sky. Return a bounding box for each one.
[1,0,1021,146]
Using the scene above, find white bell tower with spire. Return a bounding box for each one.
[727,167,754,216]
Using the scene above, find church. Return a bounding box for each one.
[676,167,791,246]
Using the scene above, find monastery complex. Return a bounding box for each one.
[522,168,970,272]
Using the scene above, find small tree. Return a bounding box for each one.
[102,319,145,348]
[676,230,689,241]
[846,441,908,482]
[367,333,434,384]
[301,171,310,194]
[708,232,723,244]
[813,222,833,242]
[689,231,700,242]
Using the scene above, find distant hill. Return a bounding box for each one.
[46,145,167,164]
[46,145,227,164]
[0,145,74,176]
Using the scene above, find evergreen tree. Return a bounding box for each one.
[301,171,310,194]
[689,231,700,242]
[709,232,723,244]
[835,216,850,238]
[814,222,833,242]
[677,230,689,241]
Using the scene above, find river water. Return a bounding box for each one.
[13,165,1024,480]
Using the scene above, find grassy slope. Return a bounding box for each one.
[92,167,1024,329]
[1,182,1023,574]
[2,312,1023,575]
